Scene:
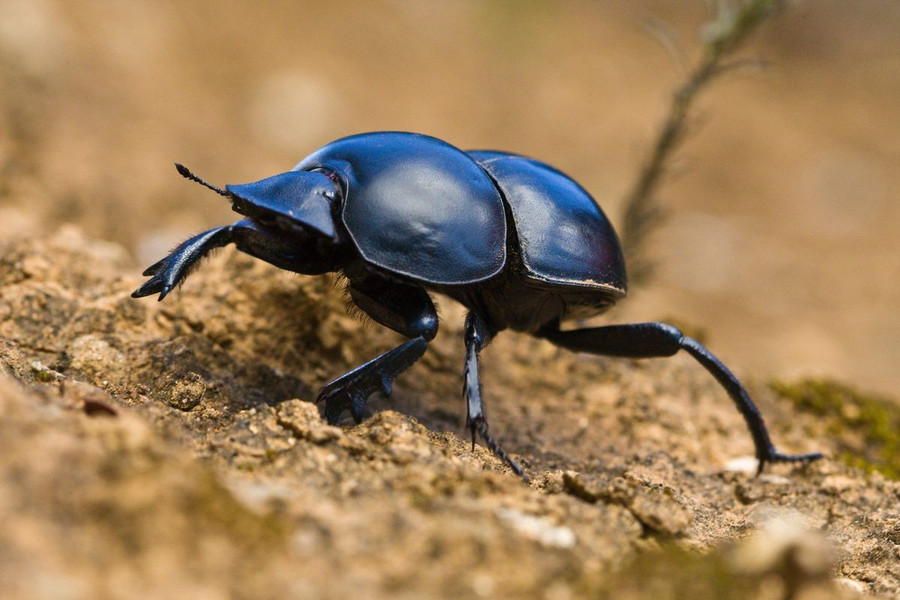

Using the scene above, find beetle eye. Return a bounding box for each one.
[323,190,337,202]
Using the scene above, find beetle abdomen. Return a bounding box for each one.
[469,151,627,297]
[295,132,508,286]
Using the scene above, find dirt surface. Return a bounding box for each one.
[0,1,898,393]
[0,229,898,599]
[1,2,898,598]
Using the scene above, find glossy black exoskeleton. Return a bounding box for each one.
[133,131,821,478]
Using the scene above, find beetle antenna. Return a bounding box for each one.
[174,163,228,196]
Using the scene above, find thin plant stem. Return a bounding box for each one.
[621,0,788,286]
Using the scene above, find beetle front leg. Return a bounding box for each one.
[537,321,823,474]
[132,218,292,301]
[133,224,239,300]
[317,276,438,424]
[464,312,525,479]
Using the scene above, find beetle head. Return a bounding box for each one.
[225,170,337,239]
[174,164,338,239]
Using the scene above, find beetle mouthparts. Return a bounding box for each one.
[175,163,229,197]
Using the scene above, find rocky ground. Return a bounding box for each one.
[1,2,897,598]
[1,228,898,599]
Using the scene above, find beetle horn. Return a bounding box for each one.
[174,163,229,197]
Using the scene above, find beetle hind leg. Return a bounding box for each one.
[678,335,823,471]
[538,321,823,474]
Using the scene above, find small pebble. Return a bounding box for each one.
[834,578,867,594]
[495,507,576,549]
[724,456,758,474]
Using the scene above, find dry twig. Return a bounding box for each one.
[621,0,788,286]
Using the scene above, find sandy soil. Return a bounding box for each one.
[0,229,898,598]
[0,1,898,392]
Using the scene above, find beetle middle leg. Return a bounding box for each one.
[537,321,823,474]
[317,274,438,424]
[464,312,526,479]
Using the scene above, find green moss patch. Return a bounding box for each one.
[771,378,900,479]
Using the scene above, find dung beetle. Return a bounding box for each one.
[133,131,822,477]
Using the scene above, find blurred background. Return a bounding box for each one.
[0,0,897,395]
